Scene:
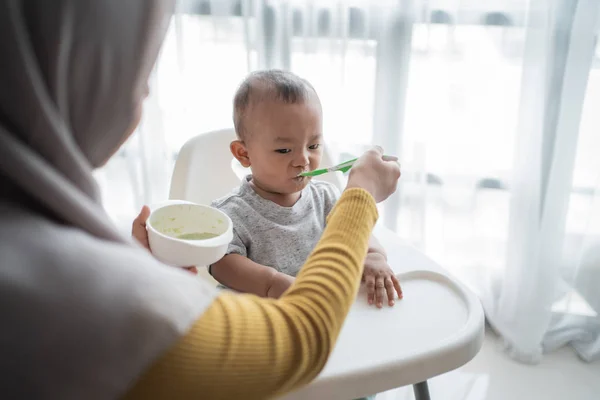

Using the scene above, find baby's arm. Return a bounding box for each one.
[368,234,387,257]
[211,254,294,298]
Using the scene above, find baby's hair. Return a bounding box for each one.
[233,70,319,140]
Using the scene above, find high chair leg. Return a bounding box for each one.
[413,381,431,400]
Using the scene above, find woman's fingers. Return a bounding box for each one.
[131,208,198,278]
[183,266,198,275]
[132,205,151,250]
[346,146,401,203]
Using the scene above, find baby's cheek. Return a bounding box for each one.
[310,153,322,169]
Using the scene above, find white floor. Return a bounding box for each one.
[377,326,600,400]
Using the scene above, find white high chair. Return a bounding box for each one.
[168,129,484,400]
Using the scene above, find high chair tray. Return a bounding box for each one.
[281,226,484,400]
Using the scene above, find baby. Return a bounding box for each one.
[210,70,402,307]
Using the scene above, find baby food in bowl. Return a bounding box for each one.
[176,232,220,240]
[146,200,233,267]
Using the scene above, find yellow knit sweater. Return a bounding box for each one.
[124,188,377,400]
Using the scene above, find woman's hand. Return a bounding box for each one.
[132,205,152,250]
[131,206,198,275]
[346,146,401,203]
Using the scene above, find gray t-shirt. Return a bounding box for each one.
[211,176,340,277]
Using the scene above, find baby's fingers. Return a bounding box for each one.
[392,275,403,299]
[365,274,376,305]
[375,276,386,308]
[385,277,396,306]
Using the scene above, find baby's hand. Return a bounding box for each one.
[362,253,402,308]
[131,206,198,275]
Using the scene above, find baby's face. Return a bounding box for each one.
[244,98,323,195]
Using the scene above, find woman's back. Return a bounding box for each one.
[0,200,216,399]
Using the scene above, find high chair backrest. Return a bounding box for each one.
[169,128,343,205]
[169,128,239,205]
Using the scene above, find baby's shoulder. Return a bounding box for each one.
[210,183,266,229]
[307,180,341,201]
[211,185,251,213]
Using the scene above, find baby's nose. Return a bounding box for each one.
[293,151,310,167]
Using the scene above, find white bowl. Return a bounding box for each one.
[146,200,233,267]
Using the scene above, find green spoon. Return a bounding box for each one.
[299,155,399,177]
[298,158,358,177]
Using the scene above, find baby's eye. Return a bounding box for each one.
[275,149,292,154]
[309,144,321,150]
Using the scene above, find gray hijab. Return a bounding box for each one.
[0,1,217,398]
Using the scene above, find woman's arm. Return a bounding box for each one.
[124,188,377,400]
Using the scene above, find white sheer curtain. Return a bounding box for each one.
[96,0,600,363]
[478,0,600,363]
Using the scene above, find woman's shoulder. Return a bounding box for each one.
[0,201,133,267]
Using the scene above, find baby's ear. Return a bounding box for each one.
[230,140,251,168]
